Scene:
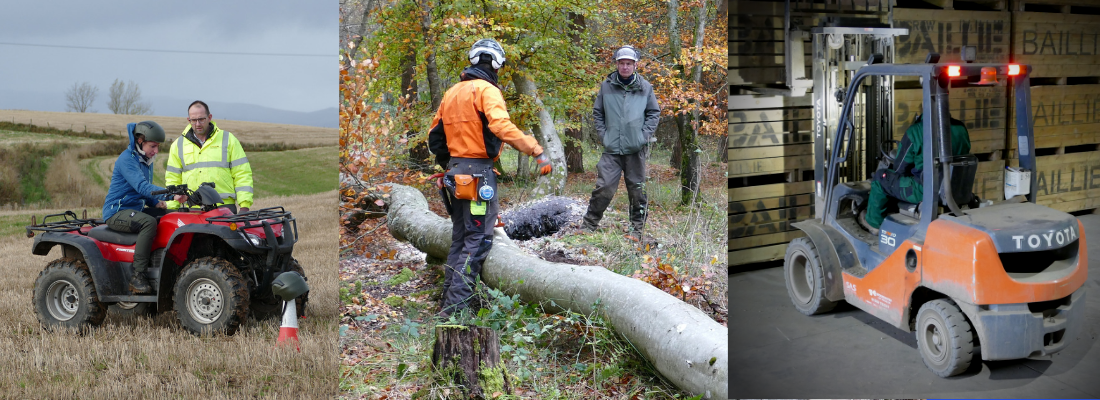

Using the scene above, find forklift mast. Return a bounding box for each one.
[810,27,907,217]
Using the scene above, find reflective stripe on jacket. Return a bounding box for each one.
[165,121,253,208]
[428,69,543,169]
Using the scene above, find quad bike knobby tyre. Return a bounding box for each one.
[783,237,838,315]
[249,258,309,320]
[915,299,976,377]
[32,258,107,333]
[173,257,250,336]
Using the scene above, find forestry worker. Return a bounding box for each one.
[428,38,551,318]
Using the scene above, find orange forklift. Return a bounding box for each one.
[784,54,1089,377]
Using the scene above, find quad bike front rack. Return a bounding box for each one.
[206,206,299,258]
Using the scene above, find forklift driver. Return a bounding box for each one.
[859,112,971,235]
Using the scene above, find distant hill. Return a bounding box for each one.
[147,97,337,128]
[0,110,336,146]
[0,90,336,128]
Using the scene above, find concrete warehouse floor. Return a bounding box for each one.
[729,215,1100,398]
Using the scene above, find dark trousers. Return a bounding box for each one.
[440,157,499,316]
[866,169,922,229]
[105,207,163,273]
[583,150,648,232]
[442,193,499,316]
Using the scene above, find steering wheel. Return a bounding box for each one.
[879,138,899,167]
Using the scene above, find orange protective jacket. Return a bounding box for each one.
[428,70,543,169]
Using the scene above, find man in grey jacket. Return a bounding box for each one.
[581,45,661,236]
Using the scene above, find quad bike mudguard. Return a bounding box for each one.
[160,207,299,303]
[31,232,158,302]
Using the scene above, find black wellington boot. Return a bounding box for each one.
[130,272,153,294]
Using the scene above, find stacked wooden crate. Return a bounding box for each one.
[728,95,814,264]
[728,0,816,265]
[728,0,885,266]
[893,8,1012,66]
[1008,2,1100,212]
[729,1,813,86]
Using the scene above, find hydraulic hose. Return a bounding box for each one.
[934,74,965,217]
[942,164,963,217]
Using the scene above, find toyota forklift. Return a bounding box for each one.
[783,54,1089,377]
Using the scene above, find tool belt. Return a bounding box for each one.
[443,157,497,203]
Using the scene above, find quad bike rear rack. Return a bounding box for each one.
[25,210,100,238]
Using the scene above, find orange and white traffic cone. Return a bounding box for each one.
[276,300,300,351]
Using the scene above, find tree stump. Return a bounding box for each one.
[431,325,512,398]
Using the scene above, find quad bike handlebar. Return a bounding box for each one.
[153,183,222,212]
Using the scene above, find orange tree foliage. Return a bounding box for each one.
[339,43,428,255]
[350,0,605,167]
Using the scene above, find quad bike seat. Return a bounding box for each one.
[88,225,139,246]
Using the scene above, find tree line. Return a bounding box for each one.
[339,0,726,204]
[64,79,153,115]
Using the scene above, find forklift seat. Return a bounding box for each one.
[939,154,979,207]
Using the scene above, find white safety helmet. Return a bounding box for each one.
[614,45,639,62]
[469,38,506,70]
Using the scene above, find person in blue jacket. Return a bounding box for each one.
[103,121,171,293]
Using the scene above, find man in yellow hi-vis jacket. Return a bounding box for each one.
[165,100,253,213]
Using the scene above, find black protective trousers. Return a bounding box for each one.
[441,159,498,316]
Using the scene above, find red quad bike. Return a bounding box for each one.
[26,182,308,336]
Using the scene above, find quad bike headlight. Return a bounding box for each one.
[243,232,264,247]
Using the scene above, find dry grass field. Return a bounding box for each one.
[0,110,337,146]
[0,191,339,398]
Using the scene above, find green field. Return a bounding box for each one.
[85,146,339,197]
[2,122,337,209]
[0,129,100,145]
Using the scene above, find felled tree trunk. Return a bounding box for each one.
[384,183,728,399]
[431,325,512,398]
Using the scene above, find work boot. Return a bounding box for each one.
[436,307,452,321]
[858,210,880,236]
[129,272,153,294]
[579,222,598,233]
[627,229,658,246]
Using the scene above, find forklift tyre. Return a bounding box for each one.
[109,302,156,318]
[915,299,976,377]
[783,237,838,315]
[249,258,309,320]
[33,258,107,333]
[173,257,250,336]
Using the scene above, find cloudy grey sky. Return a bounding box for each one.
[0,1,335,118]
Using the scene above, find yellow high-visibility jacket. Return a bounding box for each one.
[165,121,253,209]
